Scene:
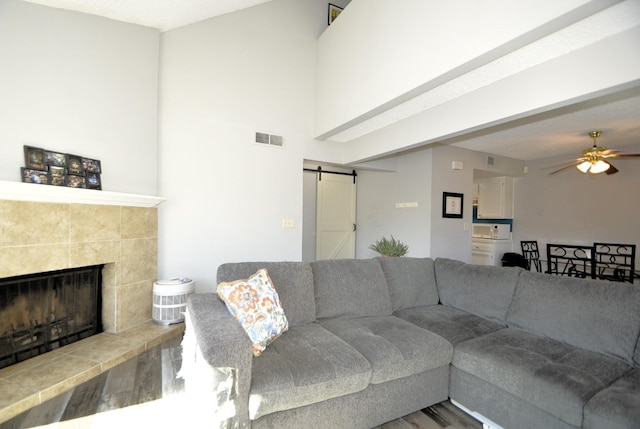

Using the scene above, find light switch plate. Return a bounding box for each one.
[282,218,295,228]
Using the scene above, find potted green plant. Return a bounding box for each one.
[369,235,409,257]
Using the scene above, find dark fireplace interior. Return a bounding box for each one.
[0,265,103,370]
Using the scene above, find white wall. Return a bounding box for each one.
[356,150,432,259]
[0,0,160,195]
[356,144,524,263]
[430,145,523,262]
[158,0,331,292]
[315,0,611,138]
[514,144,640,268]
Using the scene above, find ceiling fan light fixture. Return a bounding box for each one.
[577,161,591,173]
[590,160,610,174]
[548,130,639,176]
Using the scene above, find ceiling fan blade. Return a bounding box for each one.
[605,161,619,175]
[600,149,619,156]
[611,153,640,158]
[548,162,579,175]
[541,158,583,170]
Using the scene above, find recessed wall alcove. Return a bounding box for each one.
[0,181,165,333]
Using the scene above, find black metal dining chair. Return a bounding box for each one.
[546,244,594,278]
[593,243,636,284]
[520,240,542,272]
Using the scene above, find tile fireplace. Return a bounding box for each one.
[0,182,174,423]
[0,182,164,335]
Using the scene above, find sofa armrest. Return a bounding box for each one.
[184,293,253,426]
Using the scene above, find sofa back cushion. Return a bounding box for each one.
[434,258,520,322]
[507,270,640,364]
[311,259,392,320]
[217,262,315,327]
[377,257,439,311]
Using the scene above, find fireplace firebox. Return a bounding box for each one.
[0,265,102,369]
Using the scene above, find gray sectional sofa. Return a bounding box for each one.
[181,257,640,429]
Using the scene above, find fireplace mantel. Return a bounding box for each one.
[0,180,165,207]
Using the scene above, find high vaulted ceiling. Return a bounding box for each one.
[18,0,640,163]
[20,0,273,31]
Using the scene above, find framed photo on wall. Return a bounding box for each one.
[328,3,343,25]
[21,167,49,184]
[24,146,46,170]
[81,157,101,174]
[86,172,101,190]
[442,192,463,218]
[66,154,84,175]
[44,150,67,167]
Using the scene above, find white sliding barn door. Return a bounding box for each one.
[315,173,356,260]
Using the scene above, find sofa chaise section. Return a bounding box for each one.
[450,270,640,429]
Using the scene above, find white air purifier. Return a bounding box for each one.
[152,278,195,325]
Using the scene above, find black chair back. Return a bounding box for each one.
[520,241,542,272]
[593,243,636,284]
[546,244,593,278]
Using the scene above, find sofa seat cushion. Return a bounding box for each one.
[249,323,371,420]
[584,368,640,429]
[320,315,453,385]
[394,304,506,346]
[453,328,631,427]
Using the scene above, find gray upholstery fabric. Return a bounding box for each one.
[434,258,520,322]
[320,315,453,384]
[394,304,506,346]
[217,261,315,326]
[249,323,371,420]
[584,368,640,429]
[451,368,578,429]
[186,294,254,425]
[507,270,640,364]
[377,257,439,310]
[453,328,631,427]
[312,259,392,320]
[253,366,449,429]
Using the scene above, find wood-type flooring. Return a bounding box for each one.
[1,334,482,429]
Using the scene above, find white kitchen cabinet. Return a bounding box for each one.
[476,176,513,219]
[472,238,513,266]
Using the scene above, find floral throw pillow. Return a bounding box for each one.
[217,268,289,356]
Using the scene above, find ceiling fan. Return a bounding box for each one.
[548,130,640,175]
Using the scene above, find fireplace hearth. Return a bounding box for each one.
[0,265,102,370]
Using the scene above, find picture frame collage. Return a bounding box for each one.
[22,145,102,190]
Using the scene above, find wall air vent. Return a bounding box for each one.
[487,155,495,166]
[255,132,284,148]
